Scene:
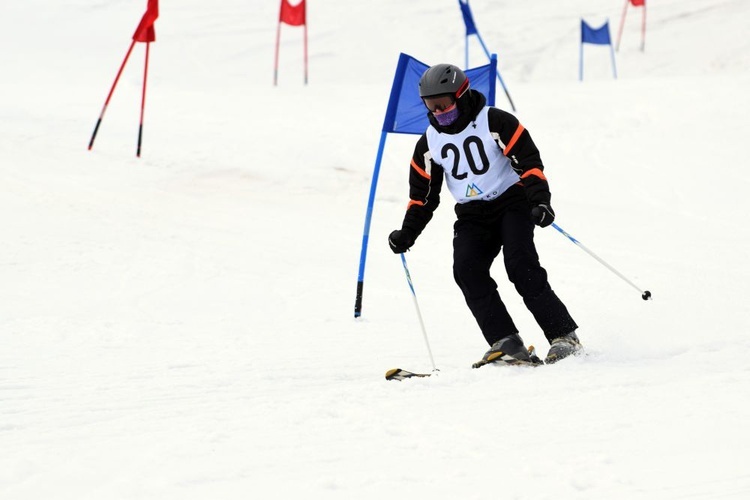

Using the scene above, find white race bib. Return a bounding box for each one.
[426,107,520,204]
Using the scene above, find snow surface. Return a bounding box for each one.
[2,0,750,498]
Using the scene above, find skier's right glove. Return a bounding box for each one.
[388,228,416,254]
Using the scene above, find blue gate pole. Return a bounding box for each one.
[475,33,516,111]
[355,131,388,317]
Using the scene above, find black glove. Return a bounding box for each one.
[388,229,416,254]
[531,204,555,228]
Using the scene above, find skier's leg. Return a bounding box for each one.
[453,218,518,346]
[501,207,578,342]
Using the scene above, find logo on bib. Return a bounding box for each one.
[466,183,484,197]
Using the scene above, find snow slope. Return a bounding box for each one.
[1,0,749,498]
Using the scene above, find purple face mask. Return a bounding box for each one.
[434,105,460,126]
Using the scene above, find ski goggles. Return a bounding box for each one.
[423,94,456,113]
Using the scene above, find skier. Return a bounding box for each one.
[388,63,582,365]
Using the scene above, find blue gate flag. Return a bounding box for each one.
[581,20,612,45]
[382,53,497,135]
[458,0,478,35]
[456,0,515,111]
[579,19,617,80]
[354,53,498,317]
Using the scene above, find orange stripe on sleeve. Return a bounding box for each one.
[503,123,525,156]
[407,200,425,209]
[410,159,430,179]
[521,168,547,181]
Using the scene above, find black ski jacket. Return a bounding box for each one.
[400,89,551,237]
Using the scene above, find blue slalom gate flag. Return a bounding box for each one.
[458,0,478,36]
[382,53,496,135]
[456,0,515,111]
[354,53,497,318]
[581,20,612,45]
[580,19,617,80]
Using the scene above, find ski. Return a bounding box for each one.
[387,347,546,381]
[385,368,433,381]
[471,345,544,369]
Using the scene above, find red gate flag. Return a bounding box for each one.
[89,0,160,155]
[274,0,308,84]
[133,0,160,42]
[630,0,645,6]
[280,0,306,26]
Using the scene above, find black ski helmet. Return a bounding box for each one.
[418,64,470,99]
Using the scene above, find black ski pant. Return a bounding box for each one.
[452,188,578,346]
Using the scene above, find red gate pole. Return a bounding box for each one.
[303,16,308,84]
[88,40,137,150]
[641,3,647,51]
[137,42,151,157]
[274,20,282,86]
[615,0,629,52]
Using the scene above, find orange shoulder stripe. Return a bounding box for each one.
[521,168,547,181]
[503,123,525,156]
[410,158,430,179]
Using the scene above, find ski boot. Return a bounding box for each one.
[545,331,583,364]
[473,333,543,368]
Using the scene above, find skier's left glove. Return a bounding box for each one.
[388,228,416,254]
[531,203,555,228]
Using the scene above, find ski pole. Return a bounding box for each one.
[400,253,438,372]
[551,222,652,300]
